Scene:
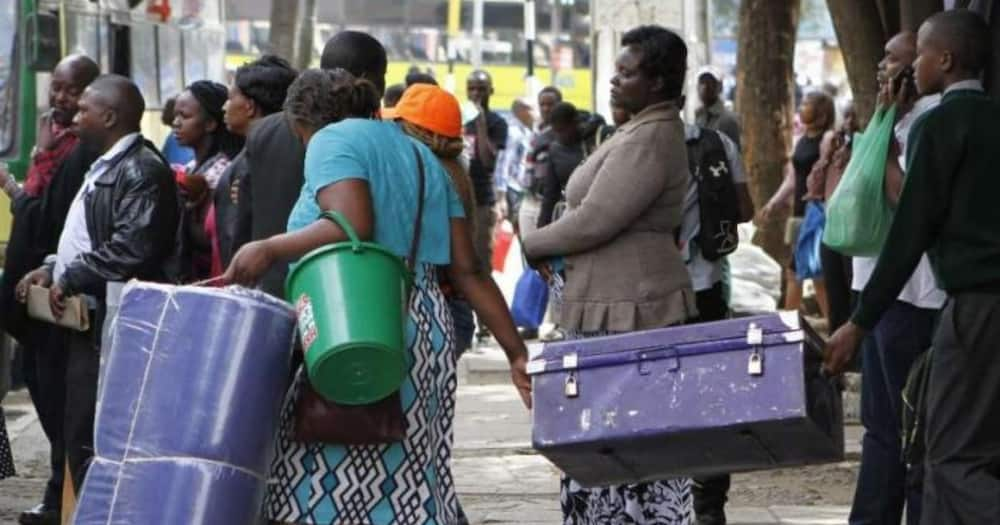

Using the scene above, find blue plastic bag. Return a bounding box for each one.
[511,269,549,329]
[795,202,825,281]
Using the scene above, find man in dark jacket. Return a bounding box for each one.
[0,54,99,525]
[17,75,180,493]
[241,30,387,298]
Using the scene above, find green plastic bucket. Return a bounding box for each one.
[286,211,409,405]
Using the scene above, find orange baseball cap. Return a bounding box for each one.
[386,84,463,139]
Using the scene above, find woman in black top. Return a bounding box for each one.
[760,91,836,312]
[216,55,298,267]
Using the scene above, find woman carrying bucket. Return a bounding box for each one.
[383,84,481,364]
[223,69,531,525]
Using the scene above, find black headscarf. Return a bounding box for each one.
[186,80,244,159]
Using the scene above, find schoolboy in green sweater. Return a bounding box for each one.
[825,9,999,524]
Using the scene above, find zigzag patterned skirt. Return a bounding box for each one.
[265,265,458,525]
[559,331,693,525]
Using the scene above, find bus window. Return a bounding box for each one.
[65,12,102,63]
[0,0,16,156]
[183,28,226,85]
[130,23,159,107]
[183,30,209,85]
[159,25,184,100]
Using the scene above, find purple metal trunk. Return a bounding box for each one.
[529,313,843,487]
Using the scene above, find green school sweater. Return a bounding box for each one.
[853,89,1000,330]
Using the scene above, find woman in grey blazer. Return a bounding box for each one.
[522,26,697,525]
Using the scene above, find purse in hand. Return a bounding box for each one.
[292,144,426,445]
[26,285,90,332]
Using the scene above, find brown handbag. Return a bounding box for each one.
[292,144,426,445]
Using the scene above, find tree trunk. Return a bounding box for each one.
[738,0,801,264]
[295,0,318,70]
[900,0,943,30]
[875,0,900,37]
[827,0,888,124]
[269,0,299,62]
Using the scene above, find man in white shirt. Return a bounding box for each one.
[847,32,944,525]
[17,75,179,494]
[680,117,752,525]
[497,98,535,234]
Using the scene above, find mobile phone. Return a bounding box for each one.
[892,66,916,95]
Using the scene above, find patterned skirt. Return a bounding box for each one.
[559,331,693,525]
[264,265,458,525]
[0,410,14,480]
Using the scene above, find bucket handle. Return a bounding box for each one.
[320,210,364,253]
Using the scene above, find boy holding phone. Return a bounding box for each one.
[826,10,1000,524]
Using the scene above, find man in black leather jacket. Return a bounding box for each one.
[17,75,180,493]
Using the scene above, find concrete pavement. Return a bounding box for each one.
[1,364,860,525]
[454,379,857,525]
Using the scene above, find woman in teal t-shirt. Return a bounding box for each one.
[225,69,531,525]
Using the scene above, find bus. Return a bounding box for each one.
[0,0,227,246]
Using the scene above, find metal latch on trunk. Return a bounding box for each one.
[746,323,764,376]
[563,353,579,397]
[564,372,579,397]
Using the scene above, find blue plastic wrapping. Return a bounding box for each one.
[73,282,296,525]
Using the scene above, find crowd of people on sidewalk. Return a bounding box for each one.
[0,8,998,525]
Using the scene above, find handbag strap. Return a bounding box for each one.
[407,143,426,276]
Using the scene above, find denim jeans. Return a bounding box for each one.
[849,301,938,525]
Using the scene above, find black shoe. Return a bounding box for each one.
[518,327,539,340]
[19,504,60,525]
[696,511,727,525]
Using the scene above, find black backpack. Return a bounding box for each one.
[686,128,741,261]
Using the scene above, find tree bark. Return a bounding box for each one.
[900,0,944,30]
[827,0,888,124]
[269,0,300,62]
[738,0,801,264]
[295,0,318,70]
[968,0,999,101]
[875,0,900,37]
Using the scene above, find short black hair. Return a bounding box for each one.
[467,69,492,85]
[383,83,405,107]
[539,86,563,101]
[804,90,836,133]
[285,69,380,132]
[90,74,145,130]
[235,55,298,116]
[320,31,388,96]
[925,9,991,75]
[405,72,438,87]
[549,102,578,127]
[162,96,176,126]
[61,54,100,88]
[621,25,688,100]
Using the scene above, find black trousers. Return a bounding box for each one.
[21,325,67,508]
[921,293,1000,524]
[64,326,100,493]
[691,283,732,522]
[819,245,853,332]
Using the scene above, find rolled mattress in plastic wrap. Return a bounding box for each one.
[74,282,296,525]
